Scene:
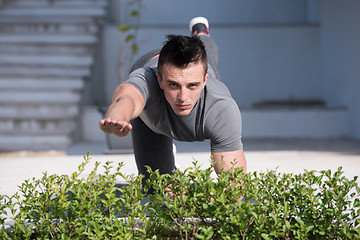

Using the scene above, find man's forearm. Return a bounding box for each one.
[106,83,145,121]
[212,149,247,201]
[106,95,137,122]
[212,149,247,175]
[99,83,145,136]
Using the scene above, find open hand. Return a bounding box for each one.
[99,119,132,137]
[166,184,188,201]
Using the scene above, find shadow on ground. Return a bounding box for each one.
[66,138,360,156]
[243,138,360,155]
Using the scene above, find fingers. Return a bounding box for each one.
[166,184,189,202]
[120,123,132,136]
[100,118,122,126]
[99,118,132,136]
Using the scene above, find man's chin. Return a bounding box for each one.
[174,108,192,116]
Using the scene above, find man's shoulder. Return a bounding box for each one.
[128,67,157,80]
[205,76,232,97]
[124,67,160,103]
[203,78,240,121]
[125,67,159,90]
[203,77,236,111]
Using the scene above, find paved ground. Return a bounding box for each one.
[0,138,359,197]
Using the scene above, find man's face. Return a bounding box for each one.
[157,62,208,116]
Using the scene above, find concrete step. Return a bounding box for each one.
[0,135,72,151]
[0,22,99,34]
[0,65,90,77]
[0,15,95,24]
[0,1,107,29]
[0,54,93,67]
[0,34,97,44]
[0,0,106,151]
[0,44,92,55]
[0,125,74,136]
[0,0,106,5]
[0,90,81,104]
[0,116,75,131]
[1,0,107,7]
[241,107,349,138]
[0,104,79,119]
[0,77,84,90]
[0,7,106,19]
[4,0,107,8]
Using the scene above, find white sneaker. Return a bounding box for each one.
[173,143,182,170]
[189,17,210,36]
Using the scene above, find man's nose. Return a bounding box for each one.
[178,88,187,101]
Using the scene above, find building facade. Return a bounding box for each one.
[0,0,359,151]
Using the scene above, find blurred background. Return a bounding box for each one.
[0,0,359,152]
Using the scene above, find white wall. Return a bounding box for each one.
[98,0,360,140]
[242,108,348,138]
[215,26,320,107]
[103,0,317,105]
[320,0,360,138]
[116,0,309,25]
[102,24,321,107]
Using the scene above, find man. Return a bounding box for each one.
[99,17,246,182]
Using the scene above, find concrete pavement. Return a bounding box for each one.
[0,138,359,197]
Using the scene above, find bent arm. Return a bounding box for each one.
[99,83,145,137]
[211,149,247,175]
[212,149,247,201]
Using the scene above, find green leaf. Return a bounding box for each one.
[125,34,134,43]
[305,225,314,234]
[118,24,133,32]
[202,203,208,210]
[261,233,271,240]
[354,198,360,208]
[356,218,360,227]
[285,220,291,229]
[18,224,26,233]
[296,218,305,226]
[131,43,138,54]
[130,10,139,17]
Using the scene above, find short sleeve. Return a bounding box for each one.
[123,67,159,104]
[206,98,243,152]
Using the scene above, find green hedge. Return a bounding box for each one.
[0,153,359,239]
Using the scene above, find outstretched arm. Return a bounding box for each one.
[99,83,145,137]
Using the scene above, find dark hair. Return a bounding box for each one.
[157,34,208,75]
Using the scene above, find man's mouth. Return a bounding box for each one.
[176,104,191,110]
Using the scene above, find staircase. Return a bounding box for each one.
[0,0,107,151]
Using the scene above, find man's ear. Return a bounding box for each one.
[203,73,209,85]
[156,73,164,89]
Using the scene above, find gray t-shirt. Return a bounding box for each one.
[124,58,243,152]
